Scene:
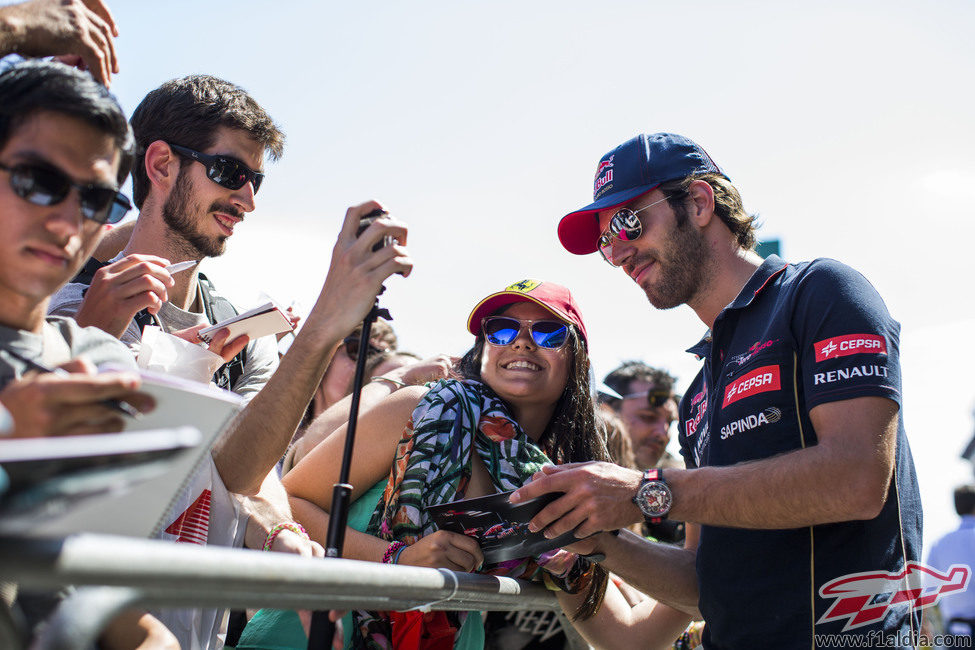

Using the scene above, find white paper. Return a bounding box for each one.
[138,326,224,384]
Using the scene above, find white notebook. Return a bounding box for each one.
[0,369,245,538]
[197,301,293,344]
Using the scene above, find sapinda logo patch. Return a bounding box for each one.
[815,334,887,363]
[722,365,780,408]
[818,562,970,631]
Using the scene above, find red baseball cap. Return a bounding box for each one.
[466,279,588,345]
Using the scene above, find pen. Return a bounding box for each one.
[1,349,143,420]
[164,260,198,274]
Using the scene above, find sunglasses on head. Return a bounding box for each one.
[342,335,388,360]
[169,143,264,194]
[597,195,671,266]
[0,161,131,224]
[621,388,674,408]
[482,316,570,349]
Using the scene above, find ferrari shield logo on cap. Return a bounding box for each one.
[507,279,541,293]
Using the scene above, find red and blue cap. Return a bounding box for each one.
[558,133,729,255]
[466,279,588,346]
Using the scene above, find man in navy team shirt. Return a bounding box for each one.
[512,133,923,648]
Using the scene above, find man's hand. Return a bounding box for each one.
[265,526,325,641]
[170,324,248,364]
[302,201,412,343]
[0,358,153,437]
[74,254,174,339]
[268,527,325,558]
[0,0,119,86]
[397,530,484,572]
[510,462,645,539]
[559,530,614,557]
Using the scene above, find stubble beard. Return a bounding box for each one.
[640,218,711,311]
[161,172,228,259]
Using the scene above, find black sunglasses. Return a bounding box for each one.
[169,144,264,194]
[482,316,570,349]
[0,161,131,224]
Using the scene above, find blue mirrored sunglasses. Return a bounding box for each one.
[482,316,570,349]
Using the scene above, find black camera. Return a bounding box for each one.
[357,208,394,252]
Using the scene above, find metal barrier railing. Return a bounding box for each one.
[0,534,564,650]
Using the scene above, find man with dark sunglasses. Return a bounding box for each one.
[48,74,414,649]
[0,60,147,436]
[0,59,180,649]
[513,133,922,648]
[603,361,680,473]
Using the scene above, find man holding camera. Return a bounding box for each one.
[48,74,412,648]
[513,133,922,648]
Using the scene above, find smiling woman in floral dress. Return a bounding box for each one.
[233,280,608,649]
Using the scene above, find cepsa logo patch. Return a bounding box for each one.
[815,334,887,363]
[722,365,780,408]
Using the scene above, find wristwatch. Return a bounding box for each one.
[633,468,672,525]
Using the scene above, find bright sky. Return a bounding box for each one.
[105,1,975,550]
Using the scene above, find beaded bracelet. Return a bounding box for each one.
[392,544,408,564]
[263,522,309,551]
[370,375,408,389]
[382,540,408,564]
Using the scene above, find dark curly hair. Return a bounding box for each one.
[457,309,609,620]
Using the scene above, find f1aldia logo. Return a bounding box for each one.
[818,562,970,631]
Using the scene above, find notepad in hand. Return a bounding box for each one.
[197,302,293,344]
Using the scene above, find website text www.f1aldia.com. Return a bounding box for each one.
[814,631,972,647]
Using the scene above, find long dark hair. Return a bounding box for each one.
[458,313,610,620]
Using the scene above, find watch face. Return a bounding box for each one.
[637,481,672,518]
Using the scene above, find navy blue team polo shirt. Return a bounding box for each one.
[676,255,923,649]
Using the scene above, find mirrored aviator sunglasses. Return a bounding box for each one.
[482,316,570,349]
[597,208,643,265]
[0,161,131,224]
[169,144,263,194]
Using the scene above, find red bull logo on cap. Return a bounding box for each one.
[594,155,614,196]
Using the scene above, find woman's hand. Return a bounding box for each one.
[397,530,484,572]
